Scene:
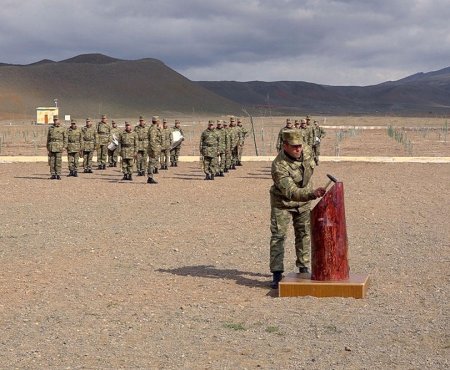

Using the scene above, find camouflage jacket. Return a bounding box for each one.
[96,122,111,145]
[237,125,249,145]
[160,127,172,150]
[46,125,67,153]
[270,146,316,210]
[148,124,162,156]
[299,127,314,146]
[119,131,137,159]
[313,125,326,144]
[67,127,83,153]
[215,128,226,153]
[228,126,239,149]
[81,126,96,151]
[199,128,219,157]
[134,124,149,151]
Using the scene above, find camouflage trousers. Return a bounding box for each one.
[97,145,108,165]
[269,206,311,272]
[49,152,62,175]
[170,146,181,164]
[313,144,321,165]
[121,158,134,175]
[237,143,245,162]
[231,146,239,166]
[136,150,147,173]
[160,148,170,168]
[147,150,160,178]
[203,156,216,175]
[83,151,94,170]
[216,152,225,172]
[224,150,232,169]
[108,148,119,165]
[67,152,80,171]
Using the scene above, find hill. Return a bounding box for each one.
[197,67,450,115]
[0,54,241,120]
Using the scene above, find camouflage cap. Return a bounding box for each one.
[111,120,116,124]
[286,118,292,124]
[163,118,167,123]
[282,130,304,146]
[53,115,59,120]
[125,121,131,126]
[300,119,306,124]
[208,120,214,124]
[230,116,235,122]
[101,114,107,119]
[70,119,76,123]
[306,115,311,120]
[152,116,159,121]
[174,119,180,124]
[85,117,91,122]
[139,116,144,120]
[216,120,223,125]
[237,119,242,123]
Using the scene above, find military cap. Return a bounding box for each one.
[230,116,235,122]
[306,115,311,120]
[163,118,167,123]
[216,120,223,125]
[237,119,242,123]
[286,118,292,124]
[282,130,303,146]
[111,120,116,124]
[300,119,306,123]
[208,120,214,124]
[101,114,106,119]
[139,116,144,120]
[53,115,59,120]
[85,117,91,122]
[174,119,180,124]
[70,119,76,124]
[294,120,299,124]
[152,116,159,121]
[125,121,131,126]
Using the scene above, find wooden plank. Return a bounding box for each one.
[278,272,369,299]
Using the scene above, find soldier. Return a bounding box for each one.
[146,116,162,184]
[66,120,83,177]
[276,119,294,152]
[134,116,149,176]
[170,119,184,167]
[269,130,326,289]
[46,115,67,180]
[199,120,219,180]
[118,122,137,181]
[299,119,314,147]
[95,114,111,170]
[312,120,326,165]
[294,120,300,129]
[228,116,239,169]
[81,118,96,173]
[215,120,226,176]
[108,120,120,167]
[236,118,248,166]
[159,119,172,170]
[223,121,232,172]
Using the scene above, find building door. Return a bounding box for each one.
[45,114,48,124]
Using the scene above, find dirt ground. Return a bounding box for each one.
[0,149,449,368]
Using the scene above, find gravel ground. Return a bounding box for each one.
[0,159,448,369]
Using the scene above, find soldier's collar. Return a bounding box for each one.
[283,150,303,162]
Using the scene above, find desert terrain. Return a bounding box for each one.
[0,116,449,369]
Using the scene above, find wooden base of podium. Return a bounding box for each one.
[278,272,369,298]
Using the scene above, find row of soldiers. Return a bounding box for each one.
[199,116,248,180]
[276,116,326,165]
[46,115,184,182]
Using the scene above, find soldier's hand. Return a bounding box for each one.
[313,187,326,198]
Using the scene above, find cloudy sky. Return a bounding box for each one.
[1,0,449,86]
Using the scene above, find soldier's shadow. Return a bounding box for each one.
[157,264,272,289]
[15,174,50,180]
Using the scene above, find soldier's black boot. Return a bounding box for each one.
[67,171,73,177]
[88,168,93,173]
[270,272,283,289]
[219,171,224,177]
[122,174,127,180]
[147,177,157,184]
[128,174,133,181]
[299,267,310,274]
[210,174,215,180]
[224,168,228,173]
[237,161,242,166]
[170,162,174,167]
[174,162,178,167]
[73,171,78,177]
[56,175,61,180]
[154,168,159,174]
[204,174,211,180]
[51,174,56,180]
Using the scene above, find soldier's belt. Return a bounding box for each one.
[49,139,61,142]
[121,144,132,147]
[138,139,148,141]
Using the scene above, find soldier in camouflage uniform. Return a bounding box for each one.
[66,120,83,177]
[228,117,239,169]
[215,120,226,177]
[146,116,162,184]
[170,120,184,167]
[159,119,172,170]
[118,122,137,181]
[134,116,149,176]
[108,120,120,167]
[269,130,326,289]
[294,120,300,129]
[299,119,314,147]
[223,121,232,172]
[81,118,96,173]
[312,120,326,165]
[199,120,219,180]
[276,119,294,152]
[46,116,67,180]
[95,114,111,170]
[236,118,248,166]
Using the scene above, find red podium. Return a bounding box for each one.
[279,181,369,298]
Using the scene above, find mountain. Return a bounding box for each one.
[197,67,450,115]
[0,53,241,120]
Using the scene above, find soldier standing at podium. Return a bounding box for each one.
[269,130,326,289]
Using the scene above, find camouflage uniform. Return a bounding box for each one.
[81,119,96,173]
[46,117,67,179]
[270,132,317,274]
[119,124,137,180]
[66,121,83,176]
[147,118,162,183]
[223,123,232,172]
[170,121,184,166]
[159,122,172,170]
[199,122,219,180]
[228,119,239,169]
[312,122,326,165]
[134,119,149,175]
[108,122,121,167]
[95,116,111,169]
[276,120,294,151]
[215,121,226,176]
[236,120,248,165]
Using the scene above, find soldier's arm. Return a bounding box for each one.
[272,165,318,202]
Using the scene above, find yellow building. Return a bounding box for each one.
[36,107,59,124]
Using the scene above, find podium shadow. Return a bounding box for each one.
[157,264,272,289]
